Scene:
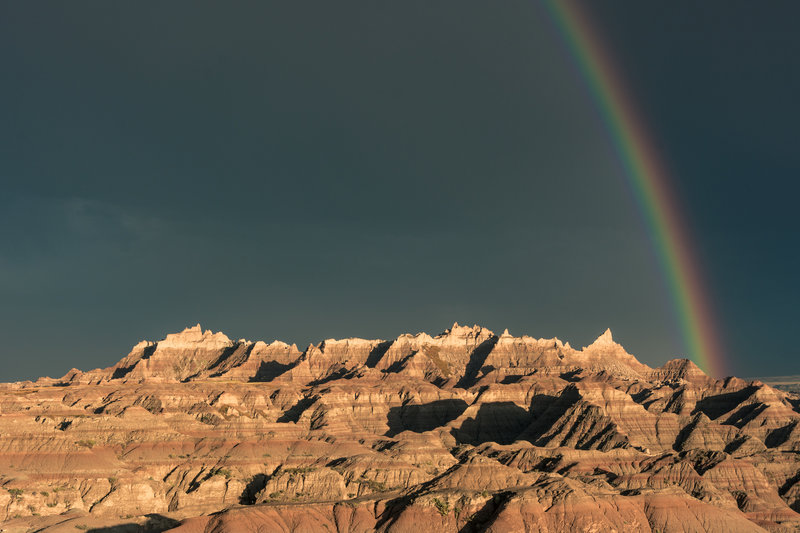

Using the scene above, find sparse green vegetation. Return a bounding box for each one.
[198,413,221,425]
[211,468,233,479]
[421,345,451,376]
[433,497,449,516]
[7,488,24,500]
[356,478,388,492]
[76,439,96,449]
[282,466,316,477]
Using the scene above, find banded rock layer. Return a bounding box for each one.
[0,324,798,532]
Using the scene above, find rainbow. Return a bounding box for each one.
[543,1,727,377]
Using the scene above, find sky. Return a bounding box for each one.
[1,1,798,381]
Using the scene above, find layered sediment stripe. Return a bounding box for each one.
[543,1,726,377]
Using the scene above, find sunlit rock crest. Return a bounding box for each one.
[0,324,798,532]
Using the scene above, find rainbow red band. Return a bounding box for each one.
[544,0,727,377]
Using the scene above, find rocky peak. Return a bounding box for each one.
[582,328,627,354]
[652,358,709,382]
[131,340,155,352]
[577,328,652,378]
[439,322,495,341]
[593,328,614,346]
[159,324,233,349]
[319,337,383,351]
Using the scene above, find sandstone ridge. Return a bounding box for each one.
[0,324,798,533]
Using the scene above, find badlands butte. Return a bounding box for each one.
[0,325,799,533]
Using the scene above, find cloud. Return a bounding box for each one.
[0,194,168,294]
[58,196,163,244]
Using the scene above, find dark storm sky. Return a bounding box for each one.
[1,1,798,381]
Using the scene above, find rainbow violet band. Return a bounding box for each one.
[543,0,727,378]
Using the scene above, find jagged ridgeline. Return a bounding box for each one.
[1,324,799,532]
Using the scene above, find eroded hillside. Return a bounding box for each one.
[1,324,799,532]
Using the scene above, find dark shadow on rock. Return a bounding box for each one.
[385,399,469,437]
[183,344,249,381]
[681,449,727,475]
[451,401,531,445]
[326,457,349,469]
[723,402,767,428]
[431,376,450,388]
[673,416,701,451]
[133,394,163,414]
[779,470,800,509]
[110,366,133,380]
[693,386,758,420]
[457,336,499,389]
[111,344,157,379]
[560,370,583,382]
[592,467,620,485]
[532,455,562,473]
[500,374,523,384]
[240,473,268,504]
[578,422,620,450]
[459,491,514,533]
[277,397,316,423]
[86,514,181,533]
[309,366,361,386]
[250,360,294,382]
[517,387,581,445]
[724,435,755,454]
[208,343,251,374]
[630,389,652,405]
[528,393,563,419]
[373,494,414,531]
[383,358,406,374]
[766,421,798,448]
[788,396,800,414]
[366,340,393,368]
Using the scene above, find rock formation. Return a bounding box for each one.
[0,324,799,532]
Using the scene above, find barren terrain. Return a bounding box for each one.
[1,324,799,532]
